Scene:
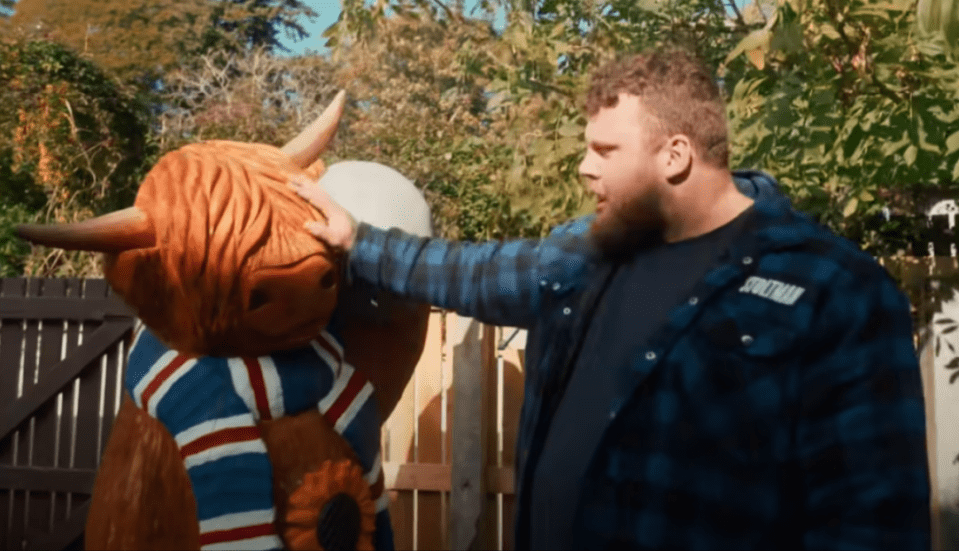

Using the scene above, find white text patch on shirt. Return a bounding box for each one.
[739,276,806,306]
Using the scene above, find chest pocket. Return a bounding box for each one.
[698,310,799,359]
[691,307,801,398]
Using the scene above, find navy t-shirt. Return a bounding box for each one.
[528,207,755,550]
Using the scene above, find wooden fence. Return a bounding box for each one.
[0,278,524,551]
[0,278,134,551]
[379,311,525,551]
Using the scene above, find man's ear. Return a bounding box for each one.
[663,134,693,184]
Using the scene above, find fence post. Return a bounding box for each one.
[449,317,487,550]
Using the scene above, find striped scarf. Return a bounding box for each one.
[125,326,393,550]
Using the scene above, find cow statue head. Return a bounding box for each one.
[17,92,349,358]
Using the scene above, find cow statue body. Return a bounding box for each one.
[15,92,432,551]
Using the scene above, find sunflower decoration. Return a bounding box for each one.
[284,459,377,550]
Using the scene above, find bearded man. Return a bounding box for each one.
[291,49,930,550]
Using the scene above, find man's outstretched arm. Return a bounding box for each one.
[290,175,592,328]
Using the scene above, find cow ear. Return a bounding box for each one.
[15,207,156,253]
[281,90,346,169]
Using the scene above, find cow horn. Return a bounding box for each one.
[15,207,156,253]
[281,90,347,169]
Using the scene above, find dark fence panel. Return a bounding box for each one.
[0,278,133,551]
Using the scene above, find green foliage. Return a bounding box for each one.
[0,40,156,276]
[193,0,317,56]
[727,0,959,256]
[917,0,959,58]
[6,0,316,82]
[0,148,46,210]
[0,203,35,277]
[0,40,154,210]
[323,0,533,239]
[0,142,44,277]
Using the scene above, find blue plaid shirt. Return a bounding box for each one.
[348,170,930,549]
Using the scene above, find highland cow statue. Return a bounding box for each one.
[15,92,432,550]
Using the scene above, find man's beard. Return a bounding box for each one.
[588,199,663,260]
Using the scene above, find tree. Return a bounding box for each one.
[156,47,341,152]
[917,0,959,57]
[726,0,959,258]
[325,0,534,239]
[0,40,154,276]
[6,0,316,81]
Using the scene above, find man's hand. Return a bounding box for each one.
[288,175,359,253]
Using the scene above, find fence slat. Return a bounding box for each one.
[0,296,133,321]
[56,279,82,524]
[416,311,452,551]
[450,317,487,550]
[27,279,69,538]
[22,501,87,551]
[99,281,127,458]
[8,279,44,550]
[75,280,113,473]
[0,467,96,494]
[0,278,27,550]
[0,280,27,454]
[17,278,42,469]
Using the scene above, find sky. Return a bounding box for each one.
[280,1,754,56]
[279,0,506,55]
[280,0,342,55]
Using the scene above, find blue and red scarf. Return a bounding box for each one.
[125,326,393,550]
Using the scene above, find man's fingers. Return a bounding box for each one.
[304,220,325,236]
[304,220,334,246]
[290,176,358,252]
[288,180,319,198]
[288,179,336,212]
[288,173,313,188]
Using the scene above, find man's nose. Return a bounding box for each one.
[578,152,596,181]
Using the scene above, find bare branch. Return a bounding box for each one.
[428,0,458,22]
[726,0,749,30]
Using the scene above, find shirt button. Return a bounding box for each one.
[688,296,698,306]
[609,411,617,420]
[540,279,548,287]
[552,282,561,291]
[563,307,572,315]
[742,256,754,266]
[645,351,656,361]
[741,334,754,346]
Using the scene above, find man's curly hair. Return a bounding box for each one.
[585,49,729,168]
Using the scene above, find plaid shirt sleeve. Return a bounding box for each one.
[798,262,930,549]
[346,220,593,328]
